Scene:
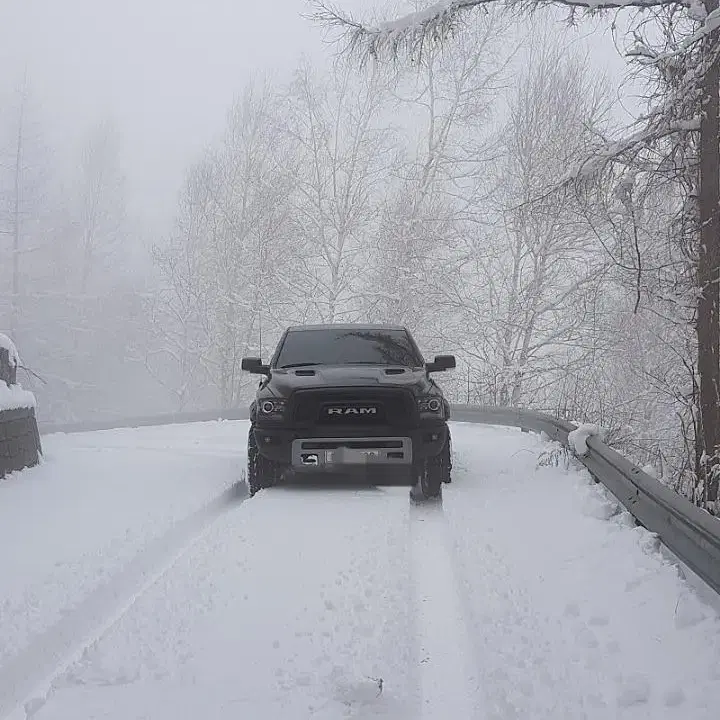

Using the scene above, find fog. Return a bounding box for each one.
[0,0,353,229]
[4,0,690,489]
[0,1,629,228]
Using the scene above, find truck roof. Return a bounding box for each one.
[285,324,408,333]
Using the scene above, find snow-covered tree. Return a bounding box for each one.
[315,0,720,509]
[369,11,510,335]
[0,82,50,341]
[152,81,298,408]
[439,27,612,406]
[74,119,127,294]
[280,58,397,322]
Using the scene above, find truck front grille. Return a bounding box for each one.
[291,388,415,427]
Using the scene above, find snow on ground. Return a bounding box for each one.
[1,420,719,720]
[0,421,244,666]
[444,425,720,718]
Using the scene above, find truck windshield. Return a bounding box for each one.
[276,329,423,368]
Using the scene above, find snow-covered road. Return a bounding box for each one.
[1,420,719,719]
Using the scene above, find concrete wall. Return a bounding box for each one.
[0,407,42,478]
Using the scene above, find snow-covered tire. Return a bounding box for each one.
[441,432,452,483]
[410,433,451,501]
[247,427,286,496]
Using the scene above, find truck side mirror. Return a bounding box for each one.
[426,355,456,373]
[241,357,270,375]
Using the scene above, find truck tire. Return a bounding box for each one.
[247,427,287,496]
[441,433,452,483]
[410,432,451,501]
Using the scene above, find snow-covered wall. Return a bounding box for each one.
[0,335,42,478]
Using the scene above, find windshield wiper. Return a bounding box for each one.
[280,362,323,369]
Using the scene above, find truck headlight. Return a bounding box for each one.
[260,399,286,415]
[418,396,442,413]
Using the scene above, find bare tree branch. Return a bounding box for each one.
[310,0,687,63]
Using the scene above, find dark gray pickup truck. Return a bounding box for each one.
[241,324,455,500]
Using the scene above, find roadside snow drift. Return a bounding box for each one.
[0,420,245,716]
[0,420,718,720]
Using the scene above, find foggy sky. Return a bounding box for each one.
[0,0,356,229]
[0,0,630,236]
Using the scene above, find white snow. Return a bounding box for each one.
[0,382,36,410]
[0,420,718,719]
[641,463,657,478]
[378,1,452,33]
[0,422,243,669]
[409,501,479,718]
[688,0,708,19]
[568,422,603,456]
[373,0,669,36]
[0,333,19,368]
[0,333,34,410]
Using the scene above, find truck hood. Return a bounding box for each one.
[265,365,434,396]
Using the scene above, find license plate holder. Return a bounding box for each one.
[331,447,382,464]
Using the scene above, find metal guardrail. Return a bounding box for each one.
[38,403,720,596]
[451,405,571,443]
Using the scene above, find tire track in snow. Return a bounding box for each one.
[0,482,247,720]
[409,497,484,720]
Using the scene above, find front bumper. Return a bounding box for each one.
[252,423,449,470]
[292,436,412,470]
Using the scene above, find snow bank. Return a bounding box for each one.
[0,382,36,410]
[568,423,603,456]
[0,333,19,368]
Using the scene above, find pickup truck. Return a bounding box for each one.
[241,324,455,501]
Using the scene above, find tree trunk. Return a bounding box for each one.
[11,101,24,339]
[697,0,720,507]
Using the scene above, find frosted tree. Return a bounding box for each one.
[0,81,49,341]
[438,27,612,407]
[26,120,158,422]
[1,89,27,339]
[314,0,720,508]
[73,119,127,294]
[369,11,510,336]
[152,81,298,408]
[280,58,396,322]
